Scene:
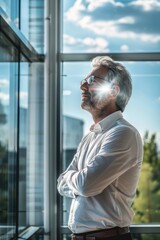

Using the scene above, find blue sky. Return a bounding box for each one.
[63,0,160,53]
[62,0,160,149]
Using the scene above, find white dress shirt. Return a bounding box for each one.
[57,111,143,233]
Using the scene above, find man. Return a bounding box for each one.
[57,56,143,240]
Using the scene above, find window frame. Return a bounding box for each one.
[0,3,45,239]
[44,0,160,239]
[54,0,160,238]
[57,53,160,237]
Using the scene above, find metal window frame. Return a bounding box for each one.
[44,0,61,239]
[60,225,160,235]
[59,52,160,62]
[46,0,160,239]
[57,52,160,236]
[0,4,45,239]
[56,54,160,236]
[0,7,44,62]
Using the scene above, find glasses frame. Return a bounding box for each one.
[80,75,106,86]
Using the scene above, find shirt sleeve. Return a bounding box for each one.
[63,126,142,197]
[57,154,78,198]
[57,174,77,198]
[57,134,89,198]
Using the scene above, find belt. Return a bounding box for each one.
[72,226,130,240]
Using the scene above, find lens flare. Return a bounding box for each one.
[96,82,112,95]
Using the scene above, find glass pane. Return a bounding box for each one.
[26,62,44,227]
[20,0,29,39]
[21,0,44,46]
[62,61,160,225]
[63,0,160,53]
[18,62,29,230]
[0,1,45,238]
[0,0,19,26]
[18,62,45,230]
[21,0,44,53]
[132,233,160,240]
[0,62,18,239]
[28,0,44,53]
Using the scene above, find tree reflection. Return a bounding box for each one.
[133,131,160,225]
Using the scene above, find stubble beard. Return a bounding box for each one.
[81,99,92,112]
[81,93,108,118]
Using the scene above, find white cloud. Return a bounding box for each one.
[20,91,28,99]
[63,90,72,96]
[14,17,19,26]
[118,16,135,24]
[140,33,160,43]
[83,37,108,49]
[65,0,86,22]
[86,0,124,12]
[129,0,160,11]
[0,91,27,103]
[77,15,160,43]
[0,92,9,102]
[120,44,129,51]
[63,34,77,45]
[0,79,9,87]
[19,92,28,108]
[64,34,109,52]
[78,15,92,28]
[79,18,117,35]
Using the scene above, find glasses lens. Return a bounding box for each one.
[88,76,94,85]
[81,79,86,85]
[81,76,95,86]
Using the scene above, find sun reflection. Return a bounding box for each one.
[96,82,112,95]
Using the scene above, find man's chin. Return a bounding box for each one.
[81,102,91,111]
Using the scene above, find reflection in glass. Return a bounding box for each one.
[63,116,84,225]
[25,0,45,227]
[0,0,19,26]
[136,234,160,240]
[27,62,44,227]
[0,0,45,238]
[18,63,29,229]
[0,62,18,238]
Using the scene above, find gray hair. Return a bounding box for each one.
[91,56,132,112]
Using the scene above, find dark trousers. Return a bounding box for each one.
[72,233,132,240]
[71,227,132,240]
[95,233,132,240]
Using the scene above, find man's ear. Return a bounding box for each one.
[110,85,120,98]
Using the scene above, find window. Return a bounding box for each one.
[59,0,160,239]
[62,61,160,223]
[0,61,19,238]
[0,1,44,239]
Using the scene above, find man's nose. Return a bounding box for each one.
[80,81,89,90]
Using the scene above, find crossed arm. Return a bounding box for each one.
[57,127,138,198]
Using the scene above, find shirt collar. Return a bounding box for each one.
[90,111,123,133]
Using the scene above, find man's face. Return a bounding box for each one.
[80,66,113,113]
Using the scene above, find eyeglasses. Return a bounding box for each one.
[80,75,106,86]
